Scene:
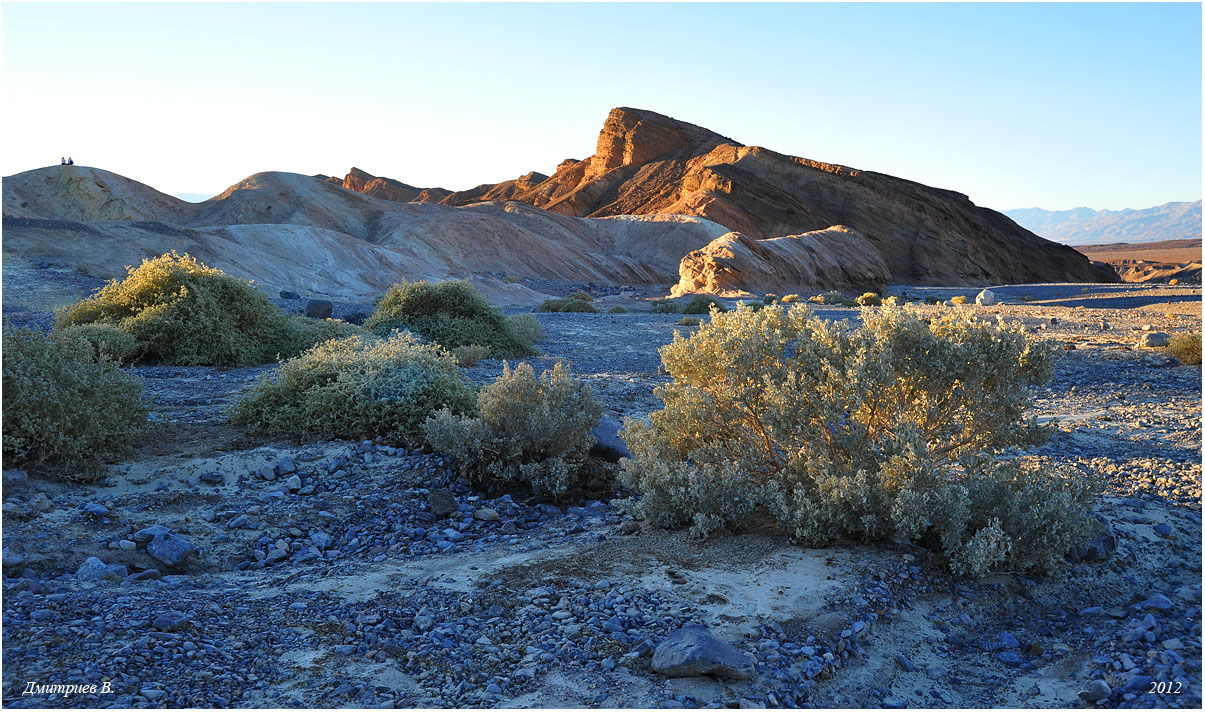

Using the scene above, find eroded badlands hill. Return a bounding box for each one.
[329,107,1117,286]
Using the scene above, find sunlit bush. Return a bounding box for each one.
[856,292,882,306]
[1167,332,1202,365]
[425,362,604,497]
[3,328,149,479]
[619,303,1092,576]
[364,280,535,358]
[230,332,476,447]
[56,251,353,366]
[680,295,728,315]
[538,298,598,313]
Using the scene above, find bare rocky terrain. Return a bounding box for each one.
[2,283,1201,709]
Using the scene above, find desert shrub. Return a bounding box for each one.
[570,291,593,302]
[950,295,969,305]
[229,332,476,447]
[424,362,604,498]
[856,292,882,307]
[806,291,843,305]
[680,295,728,314]
[1169,278,1180,286]
[619,303,1089,576]
[452,344,490,367]
[649,299,680,314]
[677,316,701,326]
[763,294,778,304]
[780,294,804,304]
[926,296,942,304]
[53,323,139,363]
[364,280,535,358]
[608,306,629,314]
[54,251,350,366]
[1167,332,1202,365]
[507,314,545,343]
[538,298,598,313]
[503,275,522,284]
[3,328,149,478]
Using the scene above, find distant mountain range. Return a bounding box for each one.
[1003,201,1201,246]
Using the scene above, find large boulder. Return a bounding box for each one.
[651,625,755,679]
[670,227,890,298]
[147,533,197,568]
[975,289,997,306]
[1138,332,1170,348]
[75,557,127,581]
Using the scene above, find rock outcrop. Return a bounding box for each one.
[332,107,1117,286]
[670,226,890,297]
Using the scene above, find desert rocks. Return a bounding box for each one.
[1138,332,1171,348]
[304,299,333,319]
[147,533,197,568]
[589,417,632,461]
[651,626,755,679]
[670,226,890,298]
[976,289,997,305]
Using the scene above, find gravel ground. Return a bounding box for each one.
[2,284,1201,708]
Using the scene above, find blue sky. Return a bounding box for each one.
[3,2,1200,211]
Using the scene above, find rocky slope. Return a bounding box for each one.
[329,107,1116,286]
[670,226,891,298]
[2,166,730,307]
[1005,201,1202,247]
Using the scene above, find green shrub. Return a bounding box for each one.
[1167,332,1202,365]
[608,306,629,314]
[570,291,593,302]
[856,292,882,307]
[55,251,348,366]
[763,294,778,304]
[680,295,728,314]
[649,299,680,314]
[507,314,544,343]
[364,280,535,358]
[229,332,476,447]
[53,324,139,364]
[424,362,604,498]
[3,328,149,478]
[538,298,598,313]
[950,295,969,305]
[452,344,490,367]
[619,303,1090,576]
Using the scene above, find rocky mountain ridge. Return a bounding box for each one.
[327,107,1116,286]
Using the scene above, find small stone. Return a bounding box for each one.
[1141,594,1174,612]
[997,632,1020,648]
[117,539,137,551]
[1153,523,1173,536]
[1162,638,1183,650]
[129,569,162,582]
[141,689,166,701]
[1079,679,1111,703]
[997,651,1023,667]
[285,475,302,492]
[309,531,332,550]
[132,525,172,544]
[199,472,224,485]
[259,467,277,482]
[152,610,191,632]
[75,557,125,581]
[280,290,300,300]
[427,489,457,519]
[895,654,916,672]
[501,520,518,535]
[474,507,500,522]
[618,520,640,535]
[30,609,56,622]
[1137,332,1170,348]
[414,615,435,631]
[82,502,110,517]
[276,457,297,475]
